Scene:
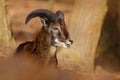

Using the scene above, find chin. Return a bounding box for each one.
[62,44,70,48]
[54,43,70,48]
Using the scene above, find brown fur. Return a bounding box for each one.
[16,27,58,67]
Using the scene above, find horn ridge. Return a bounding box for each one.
[25,9,56,24]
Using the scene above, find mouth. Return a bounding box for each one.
[54,40,71,48]
[53,42,70,48]
[65,44,70,48]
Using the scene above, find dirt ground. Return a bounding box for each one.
[0,0,120,80]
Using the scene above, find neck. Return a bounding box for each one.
[33,27,51,55]
[32,27,57,65]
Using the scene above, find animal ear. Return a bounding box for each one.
[40,18,48,28]
[55,11,64,20]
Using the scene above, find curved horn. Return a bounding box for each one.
[25,9,57,24]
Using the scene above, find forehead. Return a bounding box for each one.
[50,22,61,28]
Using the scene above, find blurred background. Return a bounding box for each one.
[0,0,120,80]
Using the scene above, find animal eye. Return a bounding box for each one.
[53,28,59,30]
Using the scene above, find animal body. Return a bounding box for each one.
[16,9,73,67]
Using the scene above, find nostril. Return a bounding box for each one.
[69,40,73,44]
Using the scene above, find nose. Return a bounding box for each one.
[69,40,73,45]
